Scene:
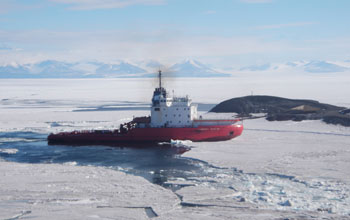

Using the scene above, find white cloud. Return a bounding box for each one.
[50,0,165,10]
[1,29,350,66]
[256,22,316,30]
[0,29,292,64]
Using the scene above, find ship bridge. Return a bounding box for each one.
[150,70,198,128]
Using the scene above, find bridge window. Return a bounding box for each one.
[155,107,160,111]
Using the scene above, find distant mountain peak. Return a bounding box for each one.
[179,59,207,68]
[95,61,147,75]
[3,58,349,79]
[238,60,349,73]
[304,60,347,73]
[169,59,229,77]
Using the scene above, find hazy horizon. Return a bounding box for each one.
[1,0,350,68]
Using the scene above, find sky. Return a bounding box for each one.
[0,0,350,67]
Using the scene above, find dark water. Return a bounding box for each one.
[0,132,220,190]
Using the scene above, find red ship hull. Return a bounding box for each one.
[48,124,243,144]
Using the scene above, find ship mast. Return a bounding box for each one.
[158,70,162,89]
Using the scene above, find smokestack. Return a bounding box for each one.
[158,69,162,89]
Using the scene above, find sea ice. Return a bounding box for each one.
[0,161,179,220]
[1,77,350,219]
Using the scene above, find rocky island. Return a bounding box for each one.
[210,96,350,127]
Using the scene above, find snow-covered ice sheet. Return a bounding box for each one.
[0,161,179,220]
[182,118,350,217]
[186,118,350,182]
[1,77,350,219]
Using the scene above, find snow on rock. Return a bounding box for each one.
[0,161,180,220]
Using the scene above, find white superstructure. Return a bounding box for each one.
[150,70,198,127]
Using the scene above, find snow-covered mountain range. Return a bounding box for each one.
[0,59,228,78]
[239,60,350,73]
[0,60,148,78]
[0,59,349,78]
[168,59,230,77]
